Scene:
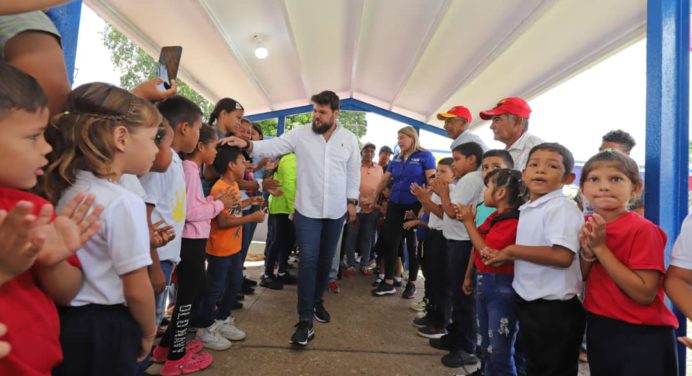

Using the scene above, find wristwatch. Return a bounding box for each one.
[347,199,358,206]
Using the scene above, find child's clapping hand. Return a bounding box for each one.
[430,178,449,197]
[150,220,175,248]
[481,246,513,267]
[0,322,9,359]
[581,214,607,255]
[410,182,431,200]
[455,204,476,223]
[0,201,48,284]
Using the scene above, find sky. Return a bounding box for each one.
[75,4,652,165]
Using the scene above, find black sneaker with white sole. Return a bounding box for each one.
[313,300,331,323]
[412,315,429,328]
[441,349,480,368]
[371,282,396,296]
[417,325,447,339]
[290,321,315,346]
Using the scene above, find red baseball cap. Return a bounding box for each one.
[479,97,531,120]
[436,106,472,123]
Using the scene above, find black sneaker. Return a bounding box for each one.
[231,300,243,310]
[441,349,480,368]
[242,284,255,295]
[313,300,331,323]
[429,334,452,350]
[402,282,416,299]
[244,276,258,287]
[412,315,429,328]
[277,272,297,285]
[259,274,275,288]
[290,321,315,346]
[236,293,245,301]
[417,325,447,339]
[371,282,396,296]
[393,279,403,287]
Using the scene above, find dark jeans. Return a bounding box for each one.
[197,252,244,326]
[264,213,295,276]
[240,206,260,262]
[159,238,207,360]
[293,211,345,321]
[587,312,678,376]
[380,201,421,280]
[425,229,447,327]
[444,239,475,354]
[399,226,418,281]
[476,273,519,376]
[344,210,379,268]
[517,296,585,376]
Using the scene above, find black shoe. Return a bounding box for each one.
[371,282,396,296]
[236,293,245,301]
[393,279,403,287]
[313,301,331,323]
[417,325,447,339]
[242,284,255,295]
[231,300,243,310]
[290,321,315,346]
[402,282,416,299]
[277,272,297,285]
[441,349,479,368]
[429,334,452,350]
[412,315,429,328]
[259,274,275,288]
[244,276,257,287]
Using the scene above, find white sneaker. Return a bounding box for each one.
[217,317,247,341]
[196,322,232,350]
[410,299,426,312]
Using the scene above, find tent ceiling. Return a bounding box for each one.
[86,0,645,128]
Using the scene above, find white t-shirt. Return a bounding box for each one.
[671,212,692,270]
[139,151,186,263]
[442,171,484,241]
[58,171,152,306]
[428,192,445,231]
[119,174,147,200]
[512,189,583,301]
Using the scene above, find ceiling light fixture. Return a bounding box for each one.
[253,34,268,59]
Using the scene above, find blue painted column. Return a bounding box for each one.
[277,115,286,136]
[46,0,83,85]
[645,0,689,374]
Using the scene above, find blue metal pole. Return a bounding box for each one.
[277,116,286,136]
[46,0,83,85]
[645,0,689,374]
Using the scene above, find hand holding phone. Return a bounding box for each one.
[155,46,182,91]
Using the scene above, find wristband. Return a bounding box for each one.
[579,250,596,263]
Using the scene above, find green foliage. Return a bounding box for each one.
[255,111,367,140]
[102,25,213,118]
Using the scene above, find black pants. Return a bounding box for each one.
[444,239,476,353]
[381,201,421,280]
[424,229,447,327]
[54,304,140,376]
[159,238,207,360]
[587,312,678,376]
[398,225,419,281]
[517,296,585,376]
[264,213,295,276]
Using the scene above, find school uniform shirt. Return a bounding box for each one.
[427,192,445,230]
[182,160,224,239]
[584,212,678,328]
[671,211,692,270]
[388,150,436,205]
[251,123,360,219]
[450,131,489,153]
[474,211,518,274]
[139,150,186,263]
[59,171,152,306]
[119,174,148,200]
[207,179,243,257]
[507,131,542,171]
[512,189,583,301]
[0,188,77,376]
[442,171,484,241]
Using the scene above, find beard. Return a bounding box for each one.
[312,120,333,134]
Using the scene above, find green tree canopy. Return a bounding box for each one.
[257,111,367,140]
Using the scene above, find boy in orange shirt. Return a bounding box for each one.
[196,146,264,349]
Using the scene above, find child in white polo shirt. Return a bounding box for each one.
[483,143,584,376]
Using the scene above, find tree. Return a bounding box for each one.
[256,111,367,140]
[102,25,213,118]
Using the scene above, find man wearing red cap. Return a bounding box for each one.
[437,106,488,152]
[480,97,542,170]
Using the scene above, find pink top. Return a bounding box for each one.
[182,160,224,239]
[359,162,383,213]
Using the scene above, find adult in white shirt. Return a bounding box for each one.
[665,213,692,349]
[479,97,542,171]
[436,105,488,152]
[223,91,360,347]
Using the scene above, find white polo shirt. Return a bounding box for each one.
[512,189,583,301]
[58,171,152,306]
[451,131,489,153]
[428,192,446,231]
[251,123,360,219]
[442,171,484,241]
[507,131,543,171]
[671,212,692,270]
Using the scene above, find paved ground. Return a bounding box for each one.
[146,244,598,376]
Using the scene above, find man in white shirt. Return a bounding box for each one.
[224,91,360,347]
[479,97,542,171]
[436,105,488,152]
[665,213,692,349]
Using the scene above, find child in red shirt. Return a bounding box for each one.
[457,168,525,376]
[579,150,678,376]
[0,63,100,375]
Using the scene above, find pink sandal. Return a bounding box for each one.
[152,339,204,363]
[159,351,213,375]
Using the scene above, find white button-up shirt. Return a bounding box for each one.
[251,123,360,219]
[512,189,583,301]
[507,131,543,171]
[450,131,489,152]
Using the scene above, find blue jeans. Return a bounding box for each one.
[344,211,379,268]
[294,211,345,321]
[241,206,260,262]
[154,260,175,326]
[328,225,346,281]
[476,273,519,376]
[264,213,295,276]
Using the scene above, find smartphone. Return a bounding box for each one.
[156,46,182,90]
